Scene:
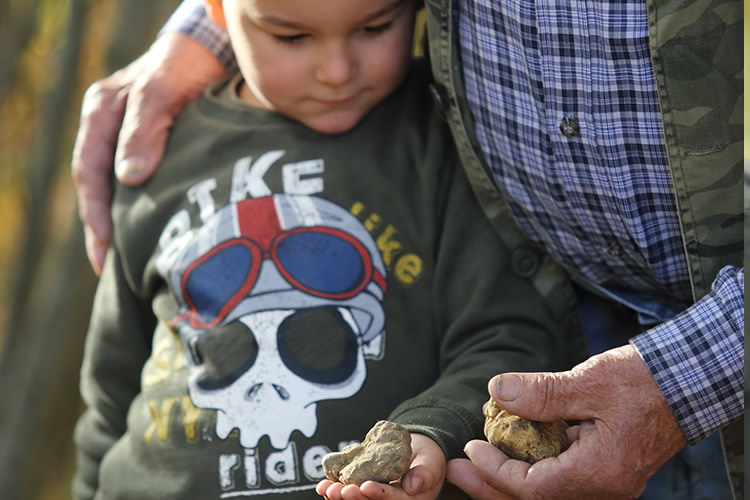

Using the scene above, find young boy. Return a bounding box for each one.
[72,1,585,499]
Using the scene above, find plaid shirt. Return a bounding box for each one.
[163,0,743,444]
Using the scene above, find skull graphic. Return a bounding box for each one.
[166,194,387,450]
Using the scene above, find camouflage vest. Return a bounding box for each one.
[422,0,743,497]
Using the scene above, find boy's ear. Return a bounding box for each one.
[205,0,227,28]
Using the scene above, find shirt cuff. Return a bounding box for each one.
[630,266,744,444]
[160,0,237,72]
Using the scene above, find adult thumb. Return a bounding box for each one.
[488,371,593,422]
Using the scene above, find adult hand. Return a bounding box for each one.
[316,433,446,500]
[445,344,688,500]
[71,32,226,275]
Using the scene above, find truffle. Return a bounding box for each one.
[322,420,412,485]
[483,399,568,463]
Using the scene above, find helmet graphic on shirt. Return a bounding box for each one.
[167,194,387,450]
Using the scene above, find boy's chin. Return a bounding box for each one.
[302,112,366,136]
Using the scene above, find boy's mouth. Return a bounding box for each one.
[315,95,357,107]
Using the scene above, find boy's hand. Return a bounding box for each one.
[71,32,226,275]
[316,433,446,500]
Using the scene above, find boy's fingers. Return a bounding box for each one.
[324,482,346,500]
[340,484,371,500]
[315,480,329,497]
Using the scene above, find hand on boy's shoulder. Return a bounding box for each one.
[72,33,226,275]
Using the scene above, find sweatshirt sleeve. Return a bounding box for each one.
[631,266,744,444]
[388,160,580,460]
[72,248,154,500]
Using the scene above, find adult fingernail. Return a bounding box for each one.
[496,374,521,401]
[116,157,146,181]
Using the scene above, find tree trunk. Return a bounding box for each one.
[0,0,42,104]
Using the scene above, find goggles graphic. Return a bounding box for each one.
[179,226,387,328]
[191,306,360,390]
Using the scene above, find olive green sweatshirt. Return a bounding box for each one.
[73,61,583,500]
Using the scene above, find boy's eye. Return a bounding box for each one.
[363,22,392,35]
[274,34,308,44]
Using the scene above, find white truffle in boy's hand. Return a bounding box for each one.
[483,398,568,464]
[322,420,412,486]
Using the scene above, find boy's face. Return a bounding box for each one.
[220,0,418,134]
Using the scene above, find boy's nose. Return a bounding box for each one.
[315,42,356,86]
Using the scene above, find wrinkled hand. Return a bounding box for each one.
[446,345,688,500]
[317,433,446,500]
[71,32,226,274]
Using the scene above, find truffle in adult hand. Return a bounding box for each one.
[483,398,568,463]
[322,420,412,486]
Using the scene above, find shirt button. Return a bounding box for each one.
[605,244,623,256]
[560,118,580,137]
[511,247,540,278]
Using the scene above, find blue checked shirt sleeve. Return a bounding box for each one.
[160,0,237,72]
[631,266,744,444]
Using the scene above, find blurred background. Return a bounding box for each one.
[0,1,179,499]
[0,1,745,499]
